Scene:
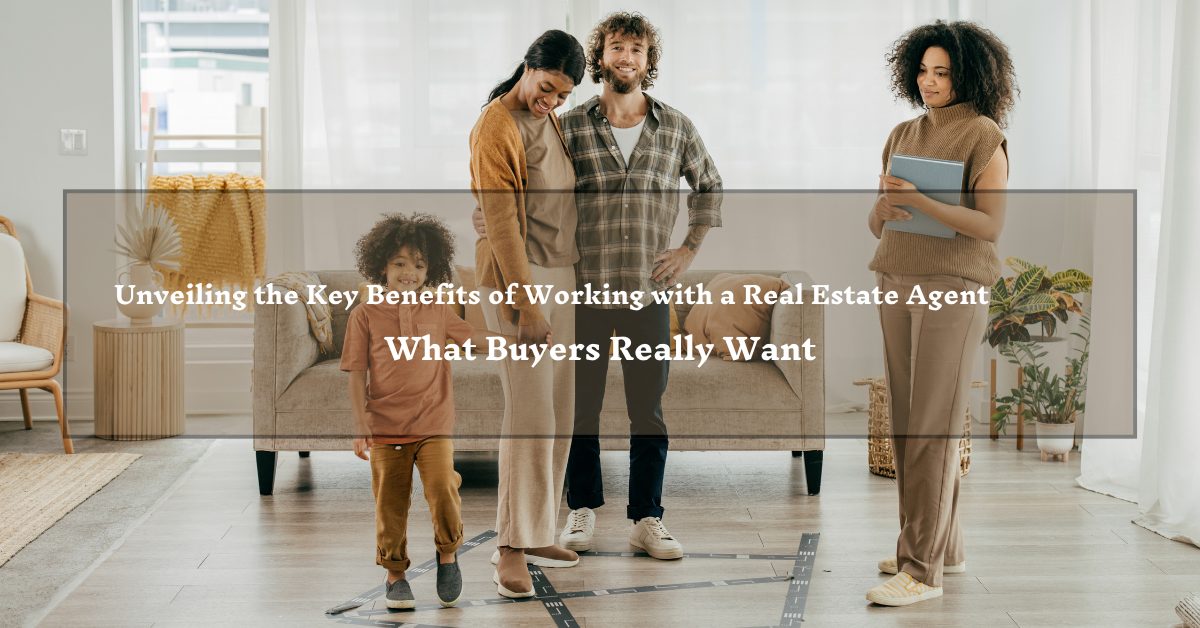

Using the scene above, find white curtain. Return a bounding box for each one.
[1132,0,1200,547]
[1063,0,1200,549]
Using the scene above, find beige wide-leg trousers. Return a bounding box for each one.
[481,264,576,548]
[877,272,987,587]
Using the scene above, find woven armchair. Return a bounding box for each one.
[0,216,72,454]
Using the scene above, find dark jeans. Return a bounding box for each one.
[566,302,670,521]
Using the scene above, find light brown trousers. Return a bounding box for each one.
[369,437,464,571]
[878,272,987,587]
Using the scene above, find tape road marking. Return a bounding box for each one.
[778,533,820,627]
[578,550,800,561]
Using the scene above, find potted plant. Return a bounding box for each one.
[991,315,1090,458]
[114,202,182,323]
[982,258,1091,427]
[985,257,1092,347]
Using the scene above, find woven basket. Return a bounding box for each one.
[855,377,982,479]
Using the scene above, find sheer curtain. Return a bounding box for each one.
[1057,0,1200,548]
[1133,0,1200,546]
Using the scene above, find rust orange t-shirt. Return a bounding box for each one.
[339,300,474,444]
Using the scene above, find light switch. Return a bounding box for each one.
[59,129,87,156]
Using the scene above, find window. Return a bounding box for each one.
[135,0,269,183]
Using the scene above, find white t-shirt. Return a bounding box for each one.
[610,119,645,167]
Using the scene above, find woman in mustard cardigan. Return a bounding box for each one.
[866,20,1018,607]
[469,29,585,599]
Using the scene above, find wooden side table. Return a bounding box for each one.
[93,318,185,440]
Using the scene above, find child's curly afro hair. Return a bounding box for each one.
[353,212,456,288]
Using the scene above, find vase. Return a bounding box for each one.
[116,262,165,324]
[1036,420,1075,456]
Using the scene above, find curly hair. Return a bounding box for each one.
[886,20,1018,128]
[586,11,662,90]
[353,213,455,288]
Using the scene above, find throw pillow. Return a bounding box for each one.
[684,273,785,360]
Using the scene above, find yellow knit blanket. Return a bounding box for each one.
[147,174,266,308]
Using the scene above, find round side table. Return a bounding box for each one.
[93,318,185,440]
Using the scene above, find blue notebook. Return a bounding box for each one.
[885,154,964,239]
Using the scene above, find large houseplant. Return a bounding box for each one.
[991,315,1090,456]
[985,257,1092,347]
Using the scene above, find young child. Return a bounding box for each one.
[341,213,505,609]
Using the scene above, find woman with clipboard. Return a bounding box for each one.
[865,20,1017,607]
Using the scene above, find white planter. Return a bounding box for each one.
[1036,421,1076,455]
[116,262,165,324]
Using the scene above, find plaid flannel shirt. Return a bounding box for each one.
[560,94,723,306]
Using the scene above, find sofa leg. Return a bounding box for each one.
[802,450,823,496]
[298,451,310,458]
[790,450,803,458]
[256,451,278,495]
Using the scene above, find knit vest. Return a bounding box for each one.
[868,102,1007,286]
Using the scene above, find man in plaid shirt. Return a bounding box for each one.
[558,11,722,560]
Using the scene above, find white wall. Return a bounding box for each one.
[0,0,125,420]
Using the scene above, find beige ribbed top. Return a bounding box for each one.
[510,109,579,268]
[868,102,1007,286]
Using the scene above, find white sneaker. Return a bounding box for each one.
[629,517,683,560]
[866,572,943,606]
[559,508,595,551]
[878,556,966,575]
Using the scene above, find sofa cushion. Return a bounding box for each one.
[684,273,786,360]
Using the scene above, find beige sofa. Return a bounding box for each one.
[252,269,825,495]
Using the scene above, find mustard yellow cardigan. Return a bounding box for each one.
[469,97,568,327]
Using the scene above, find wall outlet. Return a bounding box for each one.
[64,335,75,362]
[59,129,87,156]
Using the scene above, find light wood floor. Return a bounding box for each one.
[38,417,1200,627]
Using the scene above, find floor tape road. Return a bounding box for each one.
[579,550,800,561]
[778,533,820,627]
[528,563,580,627]
[328,529,818,627]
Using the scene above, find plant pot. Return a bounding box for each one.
[116,262,165,324]
[1036,420,1075,455]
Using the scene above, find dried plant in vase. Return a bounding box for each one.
[115,202,182,271]
[113,203,182,323]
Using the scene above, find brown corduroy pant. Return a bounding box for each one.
[369,437,464,572]
[877,272,987,587]
[481,264,576,548]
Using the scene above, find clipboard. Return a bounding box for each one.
[884,154,964,239]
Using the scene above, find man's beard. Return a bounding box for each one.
[601,63,645,94]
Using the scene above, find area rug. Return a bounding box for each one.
[0,452,140,566]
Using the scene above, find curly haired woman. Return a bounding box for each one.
[866,20,1018,607]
